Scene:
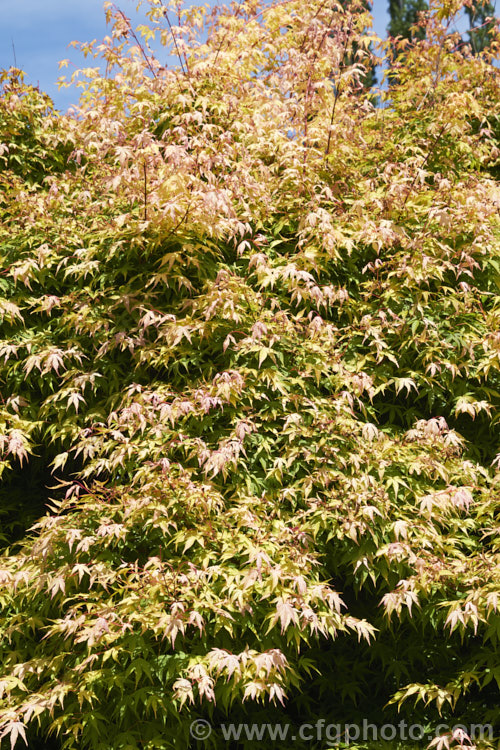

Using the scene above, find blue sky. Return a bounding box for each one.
[0,0,390,112]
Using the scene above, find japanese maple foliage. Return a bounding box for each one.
[0,0,499,747]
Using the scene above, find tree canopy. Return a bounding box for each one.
[0,0,499,748]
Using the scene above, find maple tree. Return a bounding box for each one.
[0,0,499,748]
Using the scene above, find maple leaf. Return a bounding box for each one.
[0,721,28,750]
[67,392,86,413]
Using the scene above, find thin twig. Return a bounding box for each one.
[399,122,448,216]
[162,201,192,243]
[114,6,157,78]
[325,18,352,157]
[303,6,338,155]
[160,4,189,76]
[143,161,148,222]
